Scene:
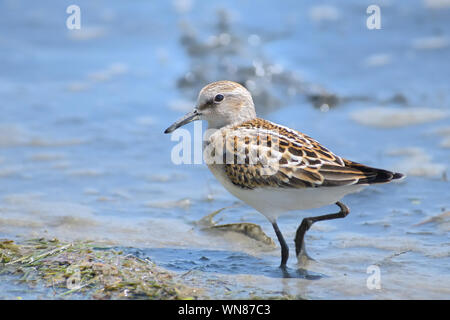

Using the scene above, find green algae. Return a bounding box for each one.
[0,238,202,300]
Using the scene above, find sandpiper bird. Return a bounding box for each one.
[164,80,404,268]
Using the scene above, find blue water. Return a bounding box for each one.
[0,0,449,299]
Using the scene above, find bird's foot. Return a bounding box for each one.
[296,247,315,266]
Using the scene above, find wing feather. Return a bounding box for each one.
[206,118,402,189]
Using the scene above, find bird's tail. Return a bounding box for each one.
[343,159,405,185]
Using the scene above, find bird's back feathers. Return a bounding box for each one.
[204,118,403,190]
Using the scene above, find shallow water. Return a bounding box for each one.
[0,0,449,299]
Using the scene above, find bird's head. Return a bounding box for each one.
[164,80,256,134]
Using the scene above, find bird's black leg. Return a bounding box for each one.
[272,221,289,268]
[295,202,350,260]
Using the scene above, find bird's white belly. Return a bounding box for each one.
[208,164,365,222]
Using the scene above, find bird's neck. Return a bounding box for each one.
[207,107,257,130]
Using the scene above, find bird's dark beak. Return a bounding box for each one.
[164,109,200,134]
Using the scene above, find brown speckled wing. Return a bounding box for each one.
[207,118,400,189]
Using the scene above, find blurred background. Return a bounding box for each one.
[0,0,449,299]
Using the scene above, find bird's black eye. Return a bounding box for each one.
[214,94,224,102]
